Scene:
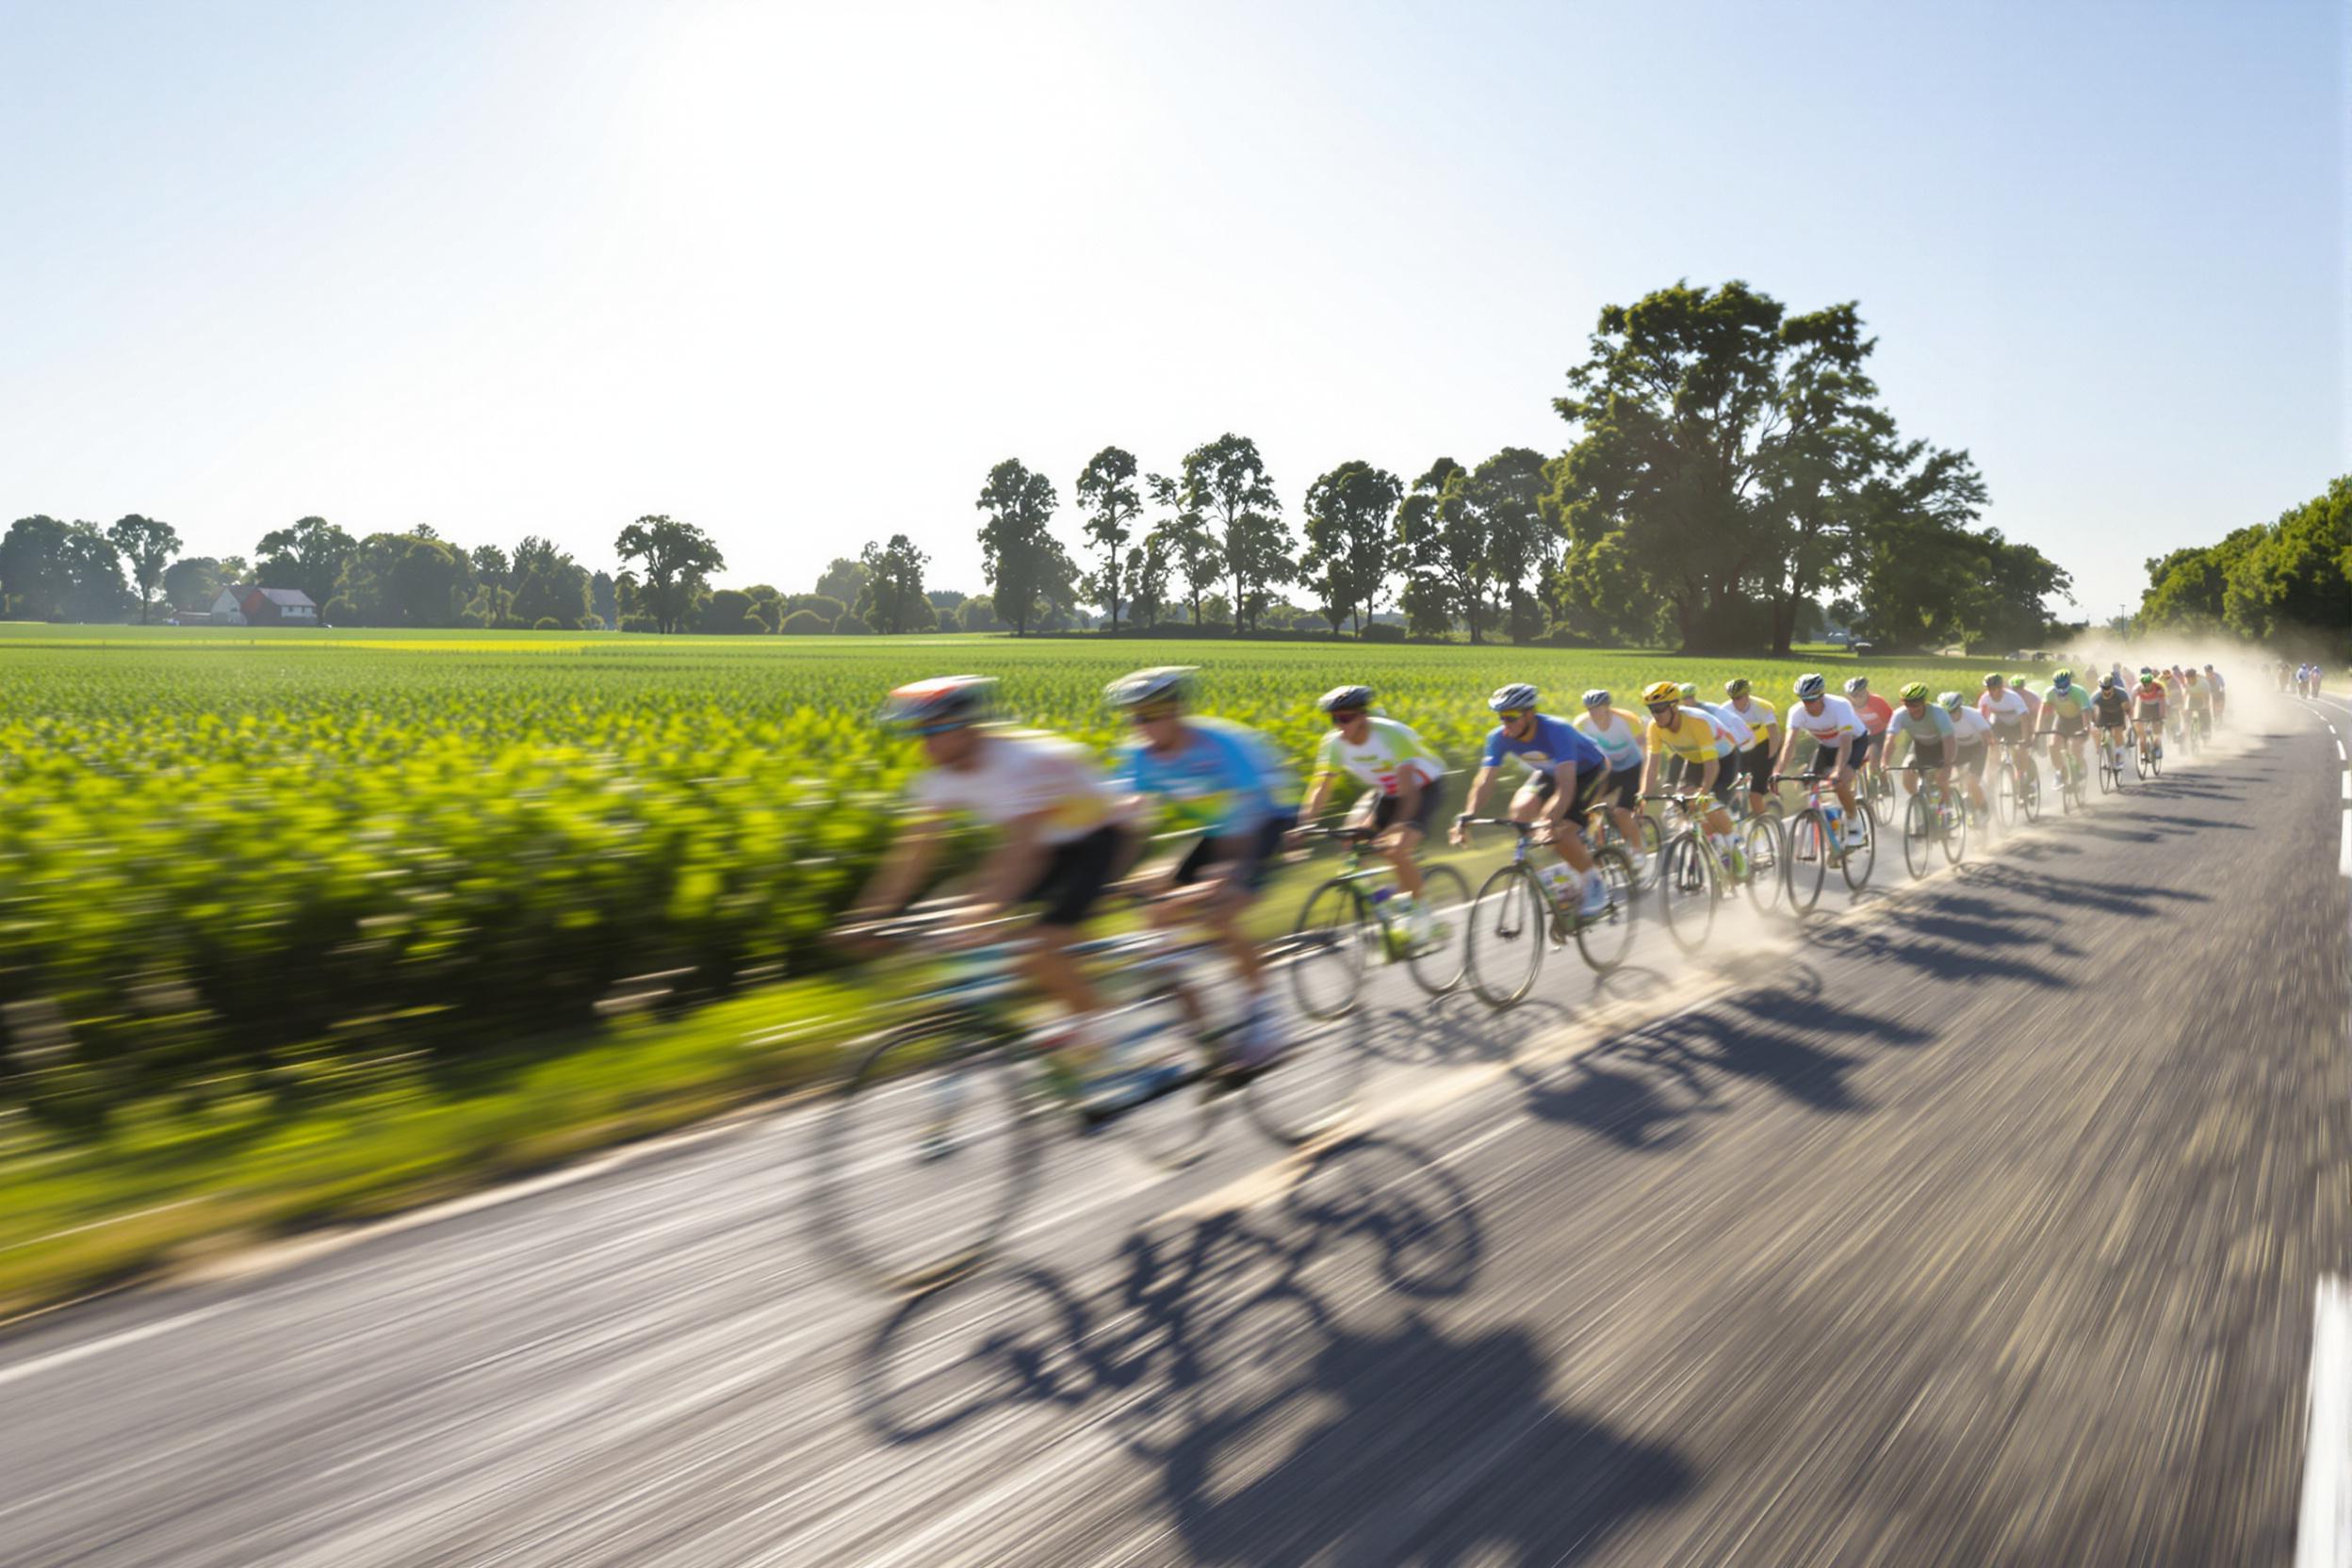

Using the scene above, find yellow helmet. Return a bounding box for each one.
[1641,679,1682,706]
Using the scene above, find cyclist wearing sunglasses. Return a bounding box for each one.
[1637,680,1741,855]
[1293,685,1448,939]
[1450,683,1613,918]
[1105,666,1297,1064]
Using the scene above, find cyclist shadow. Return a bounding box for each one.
[1956,862,2212,921]
[854,1134,1692,1563]
[1811,916,2072,988]
[1361,993,1563,1067]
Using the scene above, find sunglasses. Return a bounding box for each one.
[1127,705,1181,725]
[1496,708,1533,721]
[1329,709,1365,724]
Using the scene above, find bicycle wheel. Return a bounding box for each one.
[1111,984,1224,1170]
[1287,878,1368,1020]
[1940,796,1967,865]
[1993,766,2016,827]
[1902,792,1932,879]
[1403,863,1471,996]
[1839,803,1877,891]
[1573,846,1638,973]
[1741,813,1786,916]
[2133,742,2149,780]
[1785,809,1830,914]
[1244,997,1364,1146]
[1466,862,1548,1009]
[812,1016,1039,1293]
[1657,833,1718,951]
[2018,764,2041,822]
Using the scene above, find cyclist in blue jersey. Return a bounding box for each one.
[1106,666,1295,1063]
[1449,682,1612,917]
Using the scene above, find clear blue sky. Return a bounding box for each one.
[3,0,2342,620]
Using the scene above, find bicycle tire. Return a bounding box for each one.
[1243,995,1364,1146]
[1573,846,1639,973]
[1741,813,1786,916]
[1994,768,2017,827]
[1465,861,1548,1009]
[1903,792,1932,879]
[1402,863,1472,996]
[2018,766,2041,822]
[1786,808,1830,914]
[811,1015,1040,1294]
[1113,983,1226,1171]
[1940,795,1967,865]
[1288,877,1369,1020]
[1658,833,1718,951]
[1840,803,1877,890]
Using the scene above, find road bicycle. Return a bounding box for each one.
[2097,727,2130,793]
[1772,771,1876,914]
[2047,738,2089,813]
[1644,792,1778,948]
[2190,706,2213,748]
[1286,825,1470,1019]
[811,907,1359,1292]
[1888,766,1968,878]
[2134,725,2160,779]
[1991,737,2040,827]
[1457,815,1638,1005]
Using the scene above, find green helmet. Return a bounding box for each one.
[1677,681,1697,701]
[1898,681,1931,702]
[1724,677,1750,696]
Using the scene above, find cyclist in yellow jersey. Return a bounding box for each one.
[1721,678,1780,817]
[1636,680,1740,861]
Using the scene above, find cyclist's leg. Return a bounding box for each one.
[1373,789,1435,897]
[1015,824,1129,1022]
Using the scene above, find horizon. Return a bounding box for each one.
[3,0,2344,620]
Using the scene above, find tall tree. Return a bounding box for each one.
[335,533,471,627]
[470,545,510,588]
[106,514,180,624]
[1125,533,1170,630]
[591,569,617,629]
[509,535,592,627]
[1145,473,1220,627]
[1300,461,1404,635]
[816,556,869,605]
[1470,449,1555,642]
[254,515,356,610]
[1173,434,1290,634]
[163,555,228,612]
[0,515,71,619]
[614,514,726,634]
[59,522,131,622]
[1397,458,1485,641]
[857,534,932,633]
[974,459,1073,636]
[1074,446,1142,631]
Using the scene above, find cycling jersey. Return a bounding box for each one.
[1698,701,1757,751]
[912,727,1127,844]
[2091,688,2131,726]
[2184,678,2212,708]
[1786,694,1866,743]
[1572,708,1646,772]
[1948,707,1994,744]
[2132,681,2166,714]
[2043,685,2095,723]
[2206,671,2227,691]
[1117,715,1288,836]
[1724,697,1779,741]
[1978,689,2030,731]
[1854,693,1894,735]
[1480,712,1607,777]
[1312,716,1446,796]
[1644,706,1736,762]
[1886,704,1955,745]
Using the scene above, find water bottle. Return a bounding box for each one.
[1540,863,1572,904]
[1370,886,1395,907]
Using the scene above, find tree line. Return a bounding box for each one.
[2134,473,2351,657]
[972,281,2077,654]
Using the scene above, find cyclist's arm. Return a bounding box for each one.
[851,816,951,921]
[972,808,1063,911]
[1455,763,1503,833]
[1296,769,1338,825]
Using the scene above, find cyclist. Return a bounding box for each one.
[1572,688,1655,877]
[2202,664,2227,727]
[1293,685,1447,943]
[2163,665,2189,741]
[2317,664,2328,700]
[1451,683,1613,918]
[1883,681,1956,807]
[1104,666,1295,1066]
[1941,692,1993,818]
[850,676,1147,1109]
[2038,668,2095,790]
[1846,676,1894,794]
[1722,678,1781,818]
[2182,666,2213,742]
[1776,673,1868,842]
[1636,679,1745,873]
[1977,674,2033,797]
[2090,674,2132,776]
[2132,666,2167,761]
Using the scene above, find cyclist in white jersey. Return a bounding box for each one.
[1942,692,1994,818]
[1775,673,1868,843]
[1573,688,1653,875]
[1977,673,2033,795]
[1292,685,1448,940]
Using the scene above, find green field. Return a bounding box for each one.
[0,624,2020,1310]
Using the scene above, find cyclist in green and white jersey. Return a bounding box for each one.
[1883,681,1957,802]
[1572,689,1653,877]
[2037,669,2096,788]
[1292,685,1448,941]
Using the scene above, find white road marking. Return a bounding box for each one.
[0,1301,231,1390]
[2300,1277,2352,1568]
[2342,819,2351,880]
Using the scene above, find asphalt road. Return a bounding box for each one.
[4,691,2346,1567]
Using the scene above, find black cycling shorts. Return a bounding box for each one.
[1852,731,1884,765]
[1955,741,1987,779]
[1598,764,1642,812]
[1369,779,1446,837]
[1525,764,1609,816]
[2051,710,2087,737]
[1739,742,1773,792]
[1022,824,1129,929]
[1908,738,1950,770]
[1173,814,1294,896]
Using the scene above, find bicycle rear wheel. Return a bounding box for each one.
[1244,1001,1364,1146]
[2018,765,2041,822]
[1109,985,1223,1171]
[1840,804,1877,890]
[1993,766,2016,827]
[1940,797,1967,865]
[1785,809,1830,914]
[1573,846,1638,973]
[1902,792,1932,879]
[1403,863,1471,996]
[812,1017,1039,1293]
[1287,878,1368,1020]
[1741,814,1786,916]
[1466,862,1548,1009]
[1657,833,1718,951]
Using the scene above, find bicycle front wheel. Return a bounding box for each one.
[1903,792,1932,879]
[812,1017,1039,1293]
[1786,809,1830,914]
[1657,833,1718,951]
[1941,798,1967,865]
[2018,765,2041,822]
[1288,878,1368,1020]
[1466,862,1548,1009]
[1244,999,1364,1146]
[1741,813,1786,916]
[1404,863,1472,997]
[1573,846,1639,973]
[1840,804,1878,890]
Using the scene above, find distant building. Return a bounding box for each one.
[209,585,318,627]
